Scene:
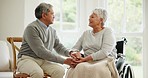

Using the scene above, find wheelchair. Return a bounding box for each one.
[115,37,135,78]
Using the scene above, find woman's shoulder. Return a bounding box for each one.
[79,30,92,37]
[84,30,91,33]
[83,30,92,35]
[104,27,114,33]
[104,27,113,31]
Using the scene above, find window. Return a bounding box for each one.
[47,0,78,32]
[42,0,80,49]
[107,0,143,78]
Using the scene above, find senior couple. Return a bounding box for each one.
[17,2,119,78]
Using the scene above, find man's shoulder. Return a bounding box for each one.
[25,20,40,29]
[27,20,39,27]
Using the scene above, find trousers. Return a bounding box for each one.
[17,55,65,78]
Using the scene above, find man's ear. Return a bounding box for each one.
[42,13,46,19]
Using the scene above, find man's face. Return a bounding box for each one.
[44,8,55,25]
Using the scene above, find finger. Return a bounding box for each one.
[71,55,77,59]
[71,58,78,62]
[75,60,82,63]
[71,61,77,64]
[75,53,81,59]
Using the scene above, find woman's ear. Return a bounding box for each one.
[100,18,103,23]
[100,18,105,26]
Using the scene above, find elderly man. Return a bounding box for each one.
[17,3,75,78]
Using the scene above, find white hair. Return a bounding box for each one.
[93,8,107,26]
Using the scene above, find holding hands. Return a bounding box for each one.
[70,51,86,67]
[64,51,84,68]
[65,51,93,68]
[70,51,83,61]
[64,57,77,68]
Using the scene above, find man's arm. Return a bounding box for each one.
[24,26,65,64]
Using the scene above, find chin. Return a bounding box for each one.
[89,23,91,26]
[89,24,92,27]
[49,22,53,24]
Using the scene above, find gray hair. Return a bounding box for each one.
[35,3,53,19]
[93,8,107,26]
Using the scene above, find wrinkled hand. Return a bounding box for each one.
[75,55,93,63]
[74,57,85,63]
[64,57,78,68]
[70,52,82,61]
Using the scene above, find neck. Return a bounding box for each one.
[39,19,49,27]
[93,25,104,33]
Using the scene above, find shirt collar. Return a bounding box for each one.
[37,19,49,29]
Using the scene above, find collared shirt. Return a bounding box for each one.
[37,19,49,36]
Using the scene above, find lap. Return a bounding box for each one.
[41,60,65,75]
[17,55,64,76]
[66,58,114,78]
[17,57,44,75]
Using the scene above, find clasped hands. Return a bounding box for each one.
[64,52,85,68]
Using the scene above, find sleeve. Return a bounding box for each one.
[91,28,116,61]
[24,26,65,64]
[53,32,70,57]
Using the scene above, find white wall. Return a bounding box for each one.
[143,0,148,78]
[24,0,42,27]
[0,0,25,71]
[0,0,25,41]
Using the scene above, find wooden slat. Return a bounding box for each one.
[14,73,30,78]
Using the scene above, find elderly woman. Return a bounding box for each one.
[66,8,119,78]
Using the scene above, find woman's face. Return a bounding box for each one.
[89,13,103,28]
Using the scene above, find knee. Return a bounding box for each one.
[56,66,65,75]
[30,69,44,78]
[52,66,65,77]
